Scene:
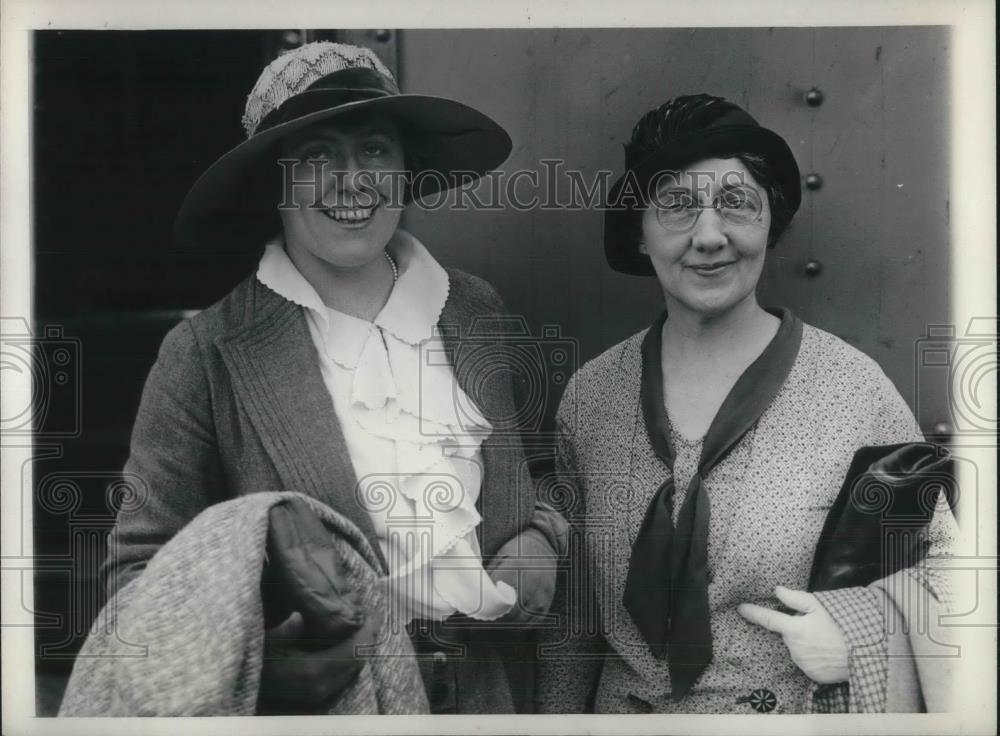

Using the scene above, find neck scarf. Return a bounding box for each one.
[623,307,803,700]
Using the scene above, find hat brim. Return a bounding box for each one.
[604,125,801,276]
[174,93,512,250]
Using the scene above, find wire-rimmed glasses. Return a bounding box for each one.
[654,186,765,231]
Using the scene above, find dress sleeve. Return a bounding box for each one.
[103,320,227,598]
[865,363,959,603]
[867,364,926,446]
[808,363,959,713]
[534,389,606,713]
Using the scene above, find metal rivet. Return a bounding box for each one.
[933,421,953,436]
[805,173,823,190]
[282,30,301,46]
[805,87,824,107]
[375,29,392,42]
[804,260,823,277]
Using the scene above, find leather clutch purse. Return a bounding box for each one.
[260,497,366,643]
[808,443,956,592]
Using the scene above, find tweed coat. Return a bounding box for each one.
[105,268,547,714]
[535,317,958,714]
[64,492,429,716]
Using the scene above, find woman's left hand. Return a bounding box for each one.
[487,528,557,625]
[737,585,849,684]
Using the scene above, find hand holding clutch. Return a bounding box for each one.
[741,443,954,688]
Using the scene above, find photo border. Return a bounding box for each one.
[2,1,995,734]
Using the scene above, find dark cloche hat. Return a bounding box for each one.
[604,94,802,276]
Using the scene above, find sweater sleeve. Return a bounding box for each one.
[808,362,959,713]
[103,320,227,598]
[534,388,606,713]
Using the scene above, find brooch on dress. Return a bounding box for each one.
[735,688,777,713]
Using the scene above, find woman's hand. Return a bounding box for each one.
[257,609,379,713]
[487,528,557,625]
[737,585,849,684]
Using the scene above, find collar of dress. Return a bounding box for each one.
[255,228,450,370]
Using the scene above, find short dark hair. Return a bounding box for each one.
[728,151,795,248]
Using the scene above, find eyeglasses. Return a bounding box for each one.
[654,186,765,231]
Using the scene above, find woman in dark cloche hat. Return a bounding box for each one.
[59,41,566,717]
[536,94,959,714]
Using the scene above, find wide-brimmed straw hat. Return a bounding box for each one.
[604,94,801,276]
[174,41,512,250]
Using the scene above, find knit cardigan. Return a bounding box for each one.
[102,269,549,714]
[535,318,958,714]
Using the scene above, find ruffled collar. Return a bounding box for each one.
[256,229,450,369]
[255,228,504,619]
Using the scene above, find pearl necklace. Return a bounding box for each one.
[384,250,398,283]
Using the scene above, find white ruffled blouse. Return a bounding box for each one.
[256,229,516,623]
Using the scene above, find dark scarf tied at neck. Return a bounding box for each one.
[623,307,803,700]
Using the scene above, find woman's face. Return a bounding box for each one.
[640,157,771,318]
[277,113,406,271]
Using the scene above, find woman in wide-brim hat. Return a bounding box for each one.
[536,94,958,714]
[103,41,566,715]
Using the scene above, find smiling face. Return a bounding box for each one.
[640,157,772,319]
[276,112,407,273]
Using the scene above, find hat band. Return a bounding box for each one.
[305,66,400,95]
[254,67,399,136]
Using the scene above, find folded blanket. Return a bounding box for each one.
[59,491,429,716]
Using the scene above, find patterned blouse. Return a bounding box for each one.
[536,318,958,714]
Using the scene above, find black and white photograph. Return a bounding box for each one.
[1,1,995,734]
